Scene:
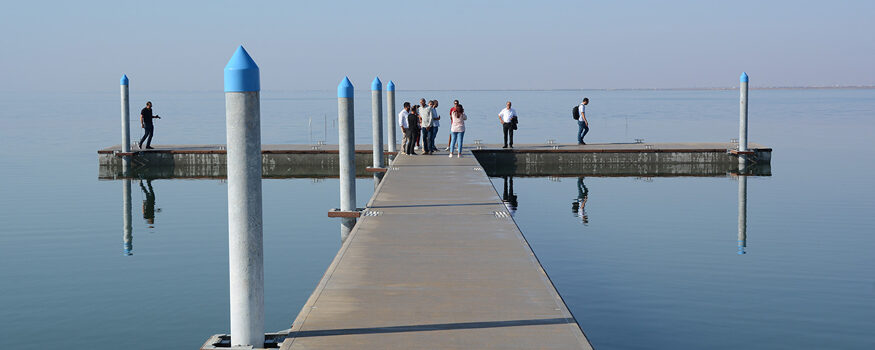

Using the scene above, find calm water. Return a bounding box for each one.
[1,88,873,349]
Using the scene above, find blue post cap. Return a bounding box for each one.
[224,46,260,92]
[120,74,129,86]
[387,81,395,91]
[740,72,749,83]
[338,76,354,98]
[371,77,382,91]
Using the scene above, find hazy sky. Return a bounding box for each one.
[1,0,873,92]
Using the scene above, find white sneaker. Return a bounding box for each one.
[444,147,450,151]
[448,153,453,158]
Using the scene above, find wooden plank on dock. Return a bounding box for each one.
[280,152,592,349]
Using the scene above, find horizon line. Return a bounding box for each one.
[12,85,875,94]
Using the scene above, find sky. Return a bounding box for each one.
[1,0,873,92]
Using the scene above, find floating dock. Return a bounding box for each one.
[98,142,772,179]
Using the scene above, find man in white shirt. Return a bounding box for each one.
[398,102,411,154]
[430,100,440,153]
[419,98,434,154]
[578,98,589,145]
[497,101,517,148]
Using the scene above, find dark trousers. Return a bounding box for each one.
[405,129,417,155]
[421,127,432,153]
[577,121,589,143]
[140,125,154,148]
[502,123,514,147]
[429,126,439,152]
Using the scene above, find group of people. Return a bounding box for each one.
[398,98,468,157]
[136,97,593,152]
[398,99,528,157]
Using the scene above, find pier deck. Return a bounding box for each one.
[278,152,592,349]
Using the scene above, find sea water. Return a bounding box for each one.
[0,88,873,349]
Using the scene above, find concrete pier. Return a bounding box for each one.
[120,74,131,171]
[337,77,357,242]
[370,77,384,169]
[224,46,265,348]
[738,72,750,167]
[278,151,593,349]
[386,81,396,155]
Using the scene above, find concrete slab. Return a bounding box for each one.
[279,152,592,349]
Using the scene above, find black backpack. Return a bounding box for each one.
[572,105,580,120]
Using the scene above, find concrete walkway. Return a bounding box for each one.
[279,152,592,349]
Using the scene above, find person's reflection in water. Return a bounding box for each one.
[502,176,518,217]
[571,177,589,224]
[139,179,161,228]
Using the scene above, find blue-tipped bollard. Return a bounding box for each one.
[338,77,356,241]
[386,81,396,157]
[120,74,130,172]
[738,175,747,255]
[371,77,384,169]
[739,72,749,167]
[224,45,264,348]
[123,179,132,256]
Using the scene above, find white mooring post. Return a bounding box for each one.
[386,81,396,158]
[224,45,264,348]
[120,74,130,172]
[371,77,384,169]
[338,77,357,241]
[739,72,749,167]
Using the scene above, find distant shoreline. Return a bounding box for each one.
[47,85,875,95]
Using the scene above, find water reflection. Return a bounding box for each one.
[139,179,160,227]
[340,218,355,243]
[501,176,518,217]
[123,179,133,256]
[571,177,589,225]
[373,172,384,190]
[738,176,748,255]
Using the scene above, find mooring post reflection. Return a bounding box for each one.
[373,172,384,190]
[502,176,518,216]
[738,175,748,255]
[571,177,589,224]
[123,179,132,256]
[139,179,159,228]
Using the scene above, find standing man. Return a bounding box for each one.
[430,100,440,153]
[398,102,411,154]
[418,98,434,154]
[498,101,517,148]
[578,98,590,145]
[138,101,160,149]
[405,104,420,155]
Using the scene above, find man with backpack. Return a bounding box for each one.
[574,98,589,145]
